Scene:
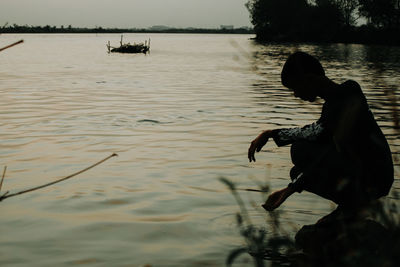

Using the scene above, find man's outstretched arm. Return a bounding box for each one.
[248,121,326,162]
[273,122,325,146]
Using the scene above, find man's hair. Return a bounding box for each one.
[281,52,325,88]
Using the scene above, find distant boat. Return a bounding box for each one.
[107,35,150,54]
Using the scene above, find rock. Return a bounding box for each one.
[294,219,397,266]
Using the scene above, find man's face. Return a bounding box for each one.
[293,86,317,102]
[288,74,319,102]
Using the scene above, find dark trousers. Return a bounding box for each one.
[290,140,370,207]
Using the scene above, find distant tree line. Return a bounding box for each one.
[0,23,253,35]
[0,23,120,34]
[246,0,400,44]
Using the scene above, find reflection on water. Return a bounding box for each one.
[251,42,400,157]
[0,34,399,266]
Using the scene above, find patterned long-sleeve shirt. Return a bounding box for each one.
[272,121,325,147]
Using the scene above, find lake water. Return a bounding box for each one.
[0,33,399,266]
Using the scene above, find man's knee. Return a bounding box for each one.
[290,140,315,166]
[291,140,336,167]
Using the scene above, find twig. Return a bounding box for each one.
[0,166,7,192]
[107,41,111,53]
[0,39,24,53]
[0,153,118,202]
[1,191,9,198]
[239,188,269,193]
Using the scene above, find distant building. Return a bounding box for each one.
[149,25,171,31]
[238,26,253,31]
[220,25,234,30]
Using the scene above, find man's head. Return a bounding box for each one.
[281,52,325,102]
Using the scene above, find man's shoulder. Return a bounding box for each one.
[340,80,363,95]
[337,80,369,111]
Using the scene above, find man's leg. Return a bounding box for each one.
[290,140,367,207]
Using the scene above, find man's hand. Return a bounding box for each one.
[248,130,272,162]
[262,187,295,211]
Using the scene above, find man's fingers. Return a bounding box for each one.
[264,192,280,208]
[256,139,267,152]
[248,147,252,162]
[248,151,256,162]
[262,204,270,211]
[262,203,275,211]
[248,153,252,162]
[248,138,265,162]
[248,143,255,162]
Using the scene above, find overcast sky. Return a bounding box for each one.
[0,0,252,28]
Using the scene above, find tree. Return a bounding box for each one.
[246,0,346,41]
[335,0,359,27]
[316,0,358,27]
[246,0,310,40]
[245,0,399,43]
[311,0,345,39]
[359,0,400,30]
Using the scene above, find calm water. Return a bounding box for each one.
[0,34,399,266]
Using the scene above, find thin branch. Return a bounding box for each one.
[239,188,269,193]
[0,39,24,53]
[1,191,9,199]
[0,166,7,192]
[0,153,118,202]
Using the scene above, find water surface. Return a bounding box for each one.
[0,34,399,266]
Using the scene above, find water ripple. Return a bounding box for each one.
[0,34,399,266]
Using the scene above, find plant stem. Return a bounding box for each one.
[0,153,118,202]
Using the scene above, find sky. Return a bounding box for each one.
[0,0,252,28]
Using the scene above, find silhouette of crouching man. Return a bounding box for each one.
[248,52,393,222]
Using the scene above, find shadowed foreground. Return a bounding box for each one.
[222,177,400,267]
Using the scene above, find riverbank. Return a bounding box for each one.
[0,25,254,35]
[253,26,400,46]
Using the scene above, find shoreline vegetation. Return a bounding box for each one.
[1,22,399,46]
[221,176,400,267]
[0,24,254,35]
[246,0,400,46]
